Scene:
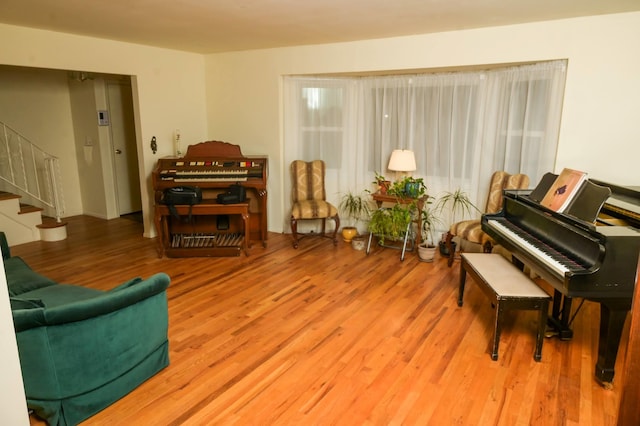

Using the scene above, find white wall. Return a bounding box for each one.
[0,246,29,425]
[0,66,83,216]
[204,12,640,233]
[0,23,209,238]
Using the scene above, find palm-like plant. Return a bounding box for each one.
[435,188,480,228]
[420,200,443,247]
[339,191,373,229]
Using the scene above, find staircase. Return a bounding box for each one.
[0,121,67,246]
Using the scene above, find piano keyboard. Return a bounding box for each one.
[486,219,586,278]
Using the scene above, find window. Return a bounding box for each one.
[284,60,567,229]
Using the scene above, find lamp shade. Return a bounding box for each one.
[388,149,416,172]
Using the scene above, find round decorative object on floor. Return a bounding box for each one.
[38,222,68,242]
[352,235,366,251]
[342,226,358,242]
[418,243,437,262]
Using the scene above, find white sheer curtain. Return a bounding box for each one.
[283,60,567,234]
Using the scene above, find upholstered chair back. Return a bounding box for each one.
[291,160,327,203]
[485,171,530,214]
[289,160,340,248]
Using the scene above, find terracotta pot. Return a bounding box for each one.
[378,180,391,195]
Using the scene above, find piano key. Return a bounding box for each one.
[486,219,585,277]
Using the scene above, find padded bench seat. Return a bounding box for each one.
[458,253,551,361]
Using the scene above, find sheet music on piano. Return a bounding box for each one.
[539,168,588,213]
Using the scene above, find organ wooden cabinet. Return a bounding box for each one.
[152,141,268,257]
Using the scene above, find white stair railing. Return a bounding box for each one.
[0,121,65,222]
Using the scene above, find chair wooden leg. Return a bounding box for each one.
[331,214,340,245]
[446,231,455,267]
[291,216,299,248]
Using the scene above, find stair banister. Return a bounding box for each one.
[0,121,65,222]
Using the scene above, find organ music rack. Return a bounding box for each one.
[152,141,268,257]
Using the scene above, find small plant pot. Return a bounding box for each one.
[352,235,367,251]
[378,180,391,195]
[342,227,358,242]
[418,243,437,262]
[438,240,456,256]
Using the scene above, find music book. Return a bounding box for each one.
[540,168,588,213]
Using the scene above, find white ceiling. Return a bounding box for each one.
[3,0,640,54]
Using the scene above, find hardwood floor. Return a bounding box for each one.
[20,215,627,425]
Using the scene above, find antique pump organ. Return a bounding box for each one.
[152,141,268,257]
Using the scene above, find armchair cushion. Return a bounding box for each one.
[291,199,338,219]
[449,219,493,246]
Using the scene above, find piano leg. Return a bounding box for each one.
[547,291,574,340]
[594,301,630,387]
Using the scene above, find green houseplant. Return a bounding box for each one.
[434,188,480,256]
[339,191,373,244]
[368,203,413,247]
[373,172,391,194]
[387,176,426,199]
[417,196,442,262]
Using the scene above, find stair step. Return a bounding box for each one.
[37,217,68,229]
[19,203,44,214]
[37,217,68,241]
[0,191,20,201]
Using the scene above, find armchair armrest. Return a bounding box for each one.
[12,273,170,331]
[1,231,10,259]
[46,272,170,325]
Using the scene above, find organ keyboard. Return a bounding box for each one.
[482,182,640,387]
[152,141,268,257]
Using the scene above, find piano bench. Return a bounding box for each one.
[458,253,551,362]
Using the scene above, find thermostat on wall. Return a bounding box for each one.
[97,110,109,126]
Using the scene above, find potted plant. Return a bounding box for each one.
[434,188,480,256]
[417,196,442,262]
[339,191,372,244]
[373,172,391,195]
[387,176,426,199]
[368,203,412,247]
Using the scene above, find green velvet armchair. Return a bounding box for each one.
[3,232,171,426]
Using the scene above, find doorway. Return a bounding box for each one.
[106,80,142,215]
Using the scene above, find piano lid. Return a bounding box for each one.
[591,179,640,228]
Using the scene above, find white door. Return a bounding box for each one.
[107,80,142,215]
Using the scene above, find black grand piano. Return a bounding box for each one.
[482,175,640,387]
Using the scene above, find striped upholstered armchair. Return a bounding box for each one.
[290,160,340,248]
[445,171,530,266]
